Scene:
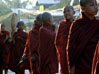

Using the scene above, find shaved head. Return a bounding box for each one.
[79,0,96,7]
[42,12,52,22]
[36,14,42,21]
[63,6,74,12]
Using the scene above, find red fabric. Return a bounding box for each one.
[39,23,58,74]
[0,31,10,69]
[9,29,27,72]
[92,41,99,74]
[24,24,40,73]
[68,12,99,74]
[55,20,72,74]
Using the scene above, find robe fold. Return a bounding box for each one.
[68,13,99,74]
[92,41,99,74]
[55,20,72,74]
[39,23,58,74]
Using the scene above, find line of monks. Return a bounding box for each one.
[0,0,99,74]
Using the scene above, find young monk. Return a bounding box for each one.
[67,0,99,74]
[9,21,28,74]
[55,6,75,74]
[39,12,58,74]
[0,23,10,74]
[18,14,42,74]
[92,41,99,74]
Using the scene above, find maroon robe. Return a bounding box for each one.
[0,31,10,69]
[23,24,40,73]
[39,23,58,74]
[55,20,72,74]
[92,41,99,74]
[9,29,27,72]
[68,12,99,74]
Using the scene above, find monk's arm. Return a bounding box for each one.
[68,21,81,67]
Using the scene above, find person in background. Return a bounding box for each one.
[9,21,28,74]
[55,6,75,74]
[18,14,42,74]
[0,23,11,74]
[39,12,58,74]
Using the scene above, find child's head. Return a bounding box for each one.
[79,0,98,16]
[17,21,24,30]
[35,14,42,27]
[63,6,75,21]
[42,12,53,25]
[1,23,6,31]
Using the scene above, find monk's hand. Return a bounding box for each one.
[17,53,28,68]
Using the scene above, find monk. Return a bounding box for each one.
[9,21,28,74]
[68,0,99,74]
[92,41,99,74]
[0,23,10,74]
[39,12,58,74]
[55,6,75,74]
[18,14,42,74]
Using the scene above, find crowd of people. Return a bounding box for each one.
[0,0,99,74]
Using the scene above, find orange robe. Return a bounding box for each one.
[92,41,99,74]
[23,24,40,74]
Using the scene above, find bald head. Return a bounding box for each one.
[63,6,74,13]
[79,0,96,7]
[36,14,42,21]
[42,12,52,22]
[35,14,42,26]
[1,23,6,31]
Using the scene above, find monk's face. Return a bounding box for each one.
[82,0,98,16]
[17,24,24,30]
[63,8,74,20]
[1,24,6,31]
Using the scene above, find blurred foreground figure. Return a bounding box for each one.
[68,0,99,74]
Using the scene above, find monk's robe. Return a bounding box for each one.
[55,20,72,74]
[9,29,27,73]
[68,12,99,74]
[0,31,10,69]
[92,41,99,74]
[22,24,40,74]
[39,23,58,74]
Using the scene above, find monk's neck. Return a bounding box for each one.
[66,18,74,22]
[18,29,23,32]
[84,13,95,20]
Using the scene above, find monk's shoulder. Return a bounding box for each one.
[70,18,84,32]
[72,18,83,27]
[39,27,52,38]
[59,20,66,26]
